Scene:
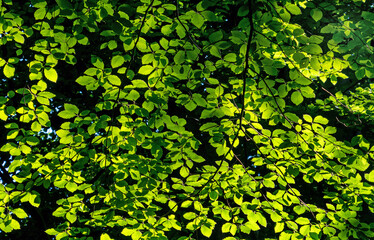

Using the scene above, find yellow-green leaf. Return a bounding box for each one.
[291,91,303,105]
[4,64,15,78]
[138,65,154,75]
[44,68,58,82]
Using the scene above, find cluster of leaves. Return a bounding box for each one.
[1,0,374,239]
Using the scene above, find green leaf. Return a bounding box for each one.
[295,76,310,86]
[223,237,236,240]
[34,8,47,20]
[224,53,237,62]
[291,91,303,105]
[44,68,58,82]
[45,228,60,235]
[293,52,305,64]
[111,55,125,68]
[278,84,288,98]
[215,86,224,96]
[365,170,374,182]
[300,86,315,98]
[10,219,21,230]
[221,209,231,221]
[132,80,148,88]
[274,222,284,233]
[12,208,28,219]
[314,172,323,182]
[142,53,154,64]
[14,34,25,44]
[2,2,374,239]
[309,35,324,44]
[56,0,73,9]
[174,51,185,64]
[66,182,78,192]
[136,37,148,52]
[100,233,113,240]
[36,96,50,105]
[263,179,275,188]
[201,224,213,237]
[222,223,232,233]
[303,44,323,54]
[264,66,278,76]
[295,217,310,225]
[246,220,260,231]
[108,40,118,50]
[210,45,221,58]
[58,104,79,119]
[107,75,121,86]
[91,56,104,69]
[311,8,323,22]
[131,230,142,240]
[64,103,79,114]
[29,194,41,207]
[160,38,169,50]
[4,63,15,78]
[355,68,365,80]
[26,136,40,146]
[176,24,186,38]
[303,114,313,122]
[237,5,249,17]
[66,212,77,223]
[300,225,310,236]
[185,101,197,111]
[209,31,223,43]
[209,190,218,200]
[5,122,18,129]
[56,232,69,240]
[279,8,291,22]
[286,4,302,15]
[76,76,96,86]
[138,65,154,75]
[58,111,76,119]
[293,205,306,215]
[352,157,369,171]
[5,106,15,116]
[183,212,196,220]
[314,115,328,125]
[126,90,140,101]
[191,12,204,29]
[321,24,335,34]
[323,226,336,236]
[192,94,207,106]
[200,122,218,131]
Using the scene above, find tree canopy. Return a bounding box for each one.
[1,0,374,239]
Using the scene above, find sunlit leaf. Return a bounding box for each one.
[111,55,125,68]
[4,64,15,78]
[291,91,303,105]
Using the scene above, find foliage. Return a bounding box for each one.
[1,0,374,239]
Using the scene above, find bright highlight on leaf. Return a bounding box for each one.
[100,233,113,240]
[111,55,125,68]
[4,64,15,78]
[44,68,58,82]
[138,65,154,75]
